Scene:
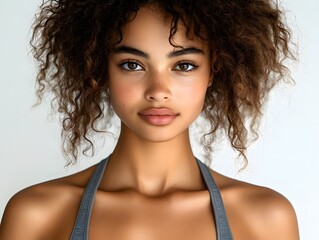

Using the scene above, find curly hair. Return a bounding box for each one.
[31,0,296,166]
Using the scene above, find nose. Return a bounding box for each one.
[144,71,172,102]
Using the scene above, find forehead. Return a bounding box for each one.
[118,6,208,50]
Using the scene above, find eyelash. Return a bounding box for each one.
[118,60,198,72]
[118,60,144,71]
[173,61,198,72]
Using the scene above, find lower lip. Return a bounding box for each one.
[139,115,177,126]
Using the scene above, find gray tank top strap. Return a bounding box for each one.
[70,156,233,240]
[196,158,234,240]
[70,157,109,240]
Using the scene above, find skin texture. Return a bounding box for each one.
[0,6,299,240]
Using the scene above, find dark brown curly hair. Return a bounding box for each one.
[31,0,296,166]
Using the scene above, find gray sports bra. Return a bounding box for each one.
[70,156,233,240]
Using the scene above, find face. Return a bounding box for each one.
[107,6,211,142]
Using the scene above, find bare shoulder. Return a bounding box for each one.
[210,169,300,240]
[0,163,97,240]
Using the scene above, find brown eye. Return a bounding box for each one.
[127,62,137,70]
[180,63,190,71]
[120,61,143,71]
[174,62,197,72]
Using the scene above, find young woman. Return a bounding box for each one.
[0,0,299,239]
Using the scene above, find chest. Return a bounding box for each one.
[87,191,217,240]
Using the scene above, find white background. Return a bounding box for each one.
[0,0,318,239]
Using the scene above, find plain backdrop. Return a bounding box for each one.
[0,0,318,239]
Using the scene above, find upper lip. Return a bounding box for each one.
[138,108,178,116]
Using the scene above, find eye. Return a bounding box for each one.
[174,62,198,72]
[120,61,143,71]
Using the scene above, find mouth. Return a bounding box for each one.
[138,108,179,126]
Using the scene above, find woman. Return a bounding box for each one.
[0,0,299,239]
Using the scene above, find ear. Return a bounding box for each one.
[208,51,218,88]
[207,73,213,88]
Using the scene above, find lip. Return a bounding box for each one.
[138,108,178,126]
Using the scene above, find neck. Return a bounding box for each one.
[103,123,205,197]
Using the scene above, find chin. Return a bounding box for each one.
[124,123,189,143]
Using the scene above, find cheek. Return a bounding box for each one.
[192,86,207,111]
[108,66,143,107]
[173,84,206,121]
[110,85,129,108]
[109,80,140,114]
[108,65,130,106]
[177,79,208,106]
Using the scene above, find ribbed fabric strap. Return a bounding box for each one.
[196,158,234,240]
[70,157,109,240]
[70,157,233,240]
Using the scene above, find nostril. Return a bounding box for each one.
[146,94,169,102]
[144,80,171,102]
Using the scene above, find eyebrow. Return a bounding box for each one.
[112,45,204,59]
[167,47,204,58]
[113,46,150,58]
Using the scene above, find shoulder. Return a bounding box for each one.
[210,169,299,240]
[0,163,97,240]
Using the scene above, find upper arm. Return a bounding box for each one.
[0,192,42,239]
[209,169,299,240]
[0,184,65,240]
[0,167,94,240]
[248,188,300,240]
